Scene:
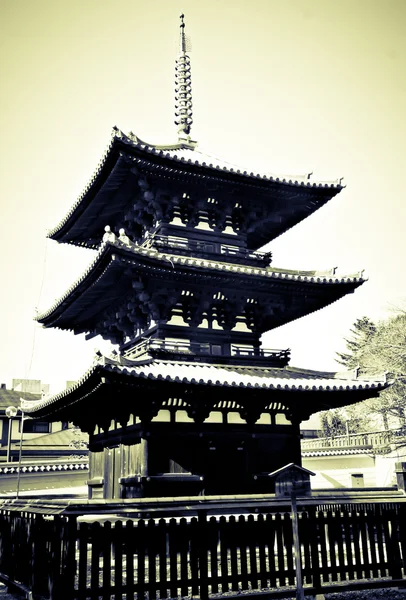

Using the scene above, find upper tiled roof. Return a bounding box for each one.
[47,128,344,249]
[21,352,390,418]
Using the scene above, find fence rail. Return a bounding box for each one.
[0,501,406,599]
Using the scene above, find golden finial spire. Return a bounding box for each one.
[175,13,193,142]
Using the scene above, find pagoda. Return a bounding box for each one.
[23,16,390,499]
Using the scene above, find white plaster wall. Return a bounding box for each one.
[303,455,376,489]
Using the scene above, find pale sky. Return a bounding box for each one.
[0,0,405,393]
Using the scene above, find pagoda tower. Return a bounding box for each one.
[24,16,390,499]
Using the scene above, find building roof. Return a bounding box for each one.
[19,427,88,448]
[20,352,391,422]
[36,238,365,336]
[268,463,316,477]
[301,448,371,457]
[0,389,41,409]
[47,128,344,250]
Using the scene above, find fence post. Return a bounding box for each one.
[48,515,79,600]
[47,516,63,600]
[387,507,403,581]
[309,508,321,592]
[30,514,49,596]
[198,510,209,600]
[59,516,78,599]
[291,492,304,600]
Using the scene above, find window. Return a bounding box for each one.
[19,420,51,434]
[351,473,364,488]
[211,344,223,355]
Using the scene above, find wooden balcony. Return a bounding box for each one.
[151,235,272,266]
[126,338,290,366]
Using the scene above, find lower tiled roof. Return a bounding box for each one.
[20,353,390,417]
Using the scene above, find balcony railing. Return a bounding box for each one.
[150,235,272,266]
[301,430,403,452]
[126,338,290,364]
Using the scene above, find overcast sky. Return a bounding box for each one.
[1,0,405,393]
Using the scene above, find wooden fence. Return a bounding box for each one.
[0,501,405,599]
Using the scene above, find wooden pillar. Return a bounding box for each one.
[140,437,149,478]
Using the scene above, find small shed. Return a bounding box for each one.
[268,463,315,497]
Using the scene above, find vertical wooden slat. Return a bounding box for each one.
[219,516,229,593]
[208,516,219,594]
[275,513,286,587]
[387,508,403,580]
[168,518,179,598]
[300,511,312,585]
[46,517,62,600]
[125,520,135,600]
[351,510,363,581]
[189,516,200,596]
[333,511,345,581]
[102,521,112,600]
[178,517,189,598]
[282,511,295,586]
[358,510,371,580]
[397,503,406,574]
[62,516,78,600]
[136,520,146,600]
[77,521,89,600]
[257,514,268,590]
[247,514,259,590]
[329,510,340,583]
[317,512,329,583]
[375,506,387,577]
[309,510,321,590]
[342,509,354,581]
[266,514,277,588]
[238,515,249,590]
[30,514,49,596]
[90,522,101,600]
[366,510,379,578]
[114,520,124,600]
[158,518,168,598]
[198,511,209,600]
[228,515,239,591]
[147,519,157,597]
[380,507,391,576]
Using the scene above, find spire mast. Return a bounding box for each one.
[175,13,194,143]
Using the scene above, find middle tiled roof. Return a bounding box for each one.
[36,239,366,334]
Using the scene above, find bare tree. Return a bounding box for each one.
[321,307,406,436]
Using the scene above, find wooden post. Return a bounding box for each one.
[140,437,149,477]
[291,489,304,600]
